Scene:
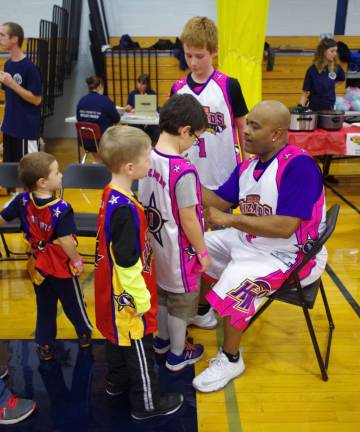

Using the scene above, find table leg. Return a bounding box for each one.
[322,155,338,184]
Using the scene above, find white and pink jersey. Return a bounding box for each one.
[238,145,327,276]
[139,149,204,293]
[172,70,239,190]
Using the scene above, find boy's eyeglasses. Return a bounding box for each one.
[192,132,200,146]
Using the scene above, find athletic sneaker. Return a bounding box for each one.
[0,367,8,379]
[131,393,184,420]
[105,381,125,397]
[165,342,204,372]
[36,344,54,361]
[79,333,92,348]
[153,336,170,354]
[154,331,193,355]
[188,308,217,329]
[192,349,245,392]
[0,394,36,425]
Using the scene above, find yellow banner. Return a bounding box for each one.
[217,0,269,109]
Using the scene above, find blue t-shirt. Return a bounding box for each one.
[1,57,42,140]
[76,92,120,133]
[215,152,323,221]
[303,64,345,110]
[1,194,76,238]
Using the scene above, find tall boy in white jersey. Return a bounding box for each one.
[171,17,248,328]
[171,16,248,191]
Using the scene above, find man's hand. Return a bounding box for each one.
[0,71,15,88]
[204,206,229,227]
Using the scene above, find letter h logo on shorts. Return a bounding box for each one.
[227,279,269,313]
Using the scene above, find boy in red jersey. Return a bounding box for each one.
[0,152,93,361]
[95,126,183,420]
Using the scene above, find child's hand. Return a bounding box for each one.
[198,254,211,273]
[197,249,211,273]
[71,258,84,275]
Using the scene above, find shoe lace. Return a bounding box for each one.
[184,341,196,352]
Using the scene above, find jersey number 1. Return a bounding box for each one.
[197,138,206,158]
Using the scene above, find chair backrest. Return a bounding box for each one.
[289,204,340,281]
[61,163,111,197]
[75,122,102,141]
[0,163,22,188]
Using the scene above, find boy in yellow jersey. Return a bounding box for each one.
[95,126,183,420]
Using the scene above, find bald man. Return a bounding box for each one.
[192,101,327,392]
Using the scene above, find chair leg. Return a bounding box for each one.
[81,152,88,164]
[319,279,335,371]
[302,305,329,381]
[0,233,28,260]
[0,233,11,257]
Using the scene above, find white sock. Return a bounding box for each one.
[157,305,169,340]
[168,314,187,355]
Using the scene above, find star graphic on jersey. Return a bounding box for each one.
[294,233,315,254]
[184,246,196,261]
[21,197,28,207]
[173,165,181,173]
[114,292,135,311]
[283,152,292,159]
[109,195,119,205]
[145,192,167,247]
[52,207,62,218]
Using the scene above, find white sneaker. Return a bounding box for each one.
[192,350,245,392]
[188,308,217,329]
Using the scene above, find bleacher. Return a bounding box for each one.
[105,35,360,109]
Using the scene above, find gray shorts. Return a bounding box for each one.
[157,286,200,320]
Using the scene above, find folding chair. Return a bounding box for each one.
[60,163,111,260]
[75,122,102,164]
[0,163,27,261]
[244,204,340,381]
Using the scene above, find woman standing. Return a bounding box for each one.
[300,38,346,110]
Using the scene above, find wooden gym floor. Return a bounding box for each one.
[0,138,359,431]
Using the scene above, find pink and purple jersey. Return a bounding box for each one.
[172,70,239,189]
[139,149,203,293]
[218,144,327,273]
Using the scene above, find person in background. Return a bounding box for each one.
[76,76,120,162]
[125,74,160,145]
[300,38,346,111]
[125,74,156,112]
[0,22,42,163]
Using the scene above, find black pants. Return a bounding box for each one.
[106,335,160,412]
[34,275,93,347]
[3,134,39,162]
